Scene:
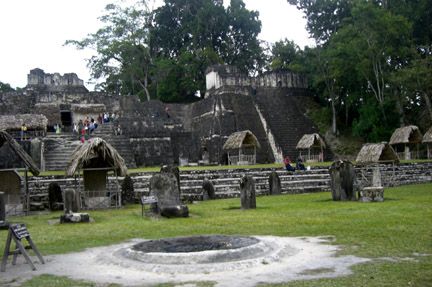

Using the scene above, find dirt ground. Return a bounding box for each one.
[0,236,370,287]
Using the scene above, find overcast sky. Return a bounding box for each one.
[0,0,313,91]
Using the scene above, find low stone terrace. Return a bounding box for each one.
[25,162,432,210]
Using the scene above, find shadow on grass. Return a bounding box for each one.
[223,206,271,211]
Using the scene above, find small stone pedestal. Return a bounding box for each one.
[359,187,384,202]
[60,213,90,224]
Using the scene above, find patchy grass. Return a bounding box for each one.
[0,184,431,287]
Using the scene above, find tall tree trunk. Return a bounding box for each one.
[331,99,337,135]
[422,92,432,125]
[394,89,405,127]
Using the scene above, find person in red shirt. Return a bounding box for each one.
[284,156,295,171]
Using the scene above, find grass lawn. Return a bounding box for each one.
[1,183,431,286]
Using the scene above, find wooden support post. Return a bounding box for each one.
[1,223,44,272]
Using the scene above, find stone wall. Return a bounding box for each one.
[205,65,308,97]
[26,68,87,93]
[11,162,431,214]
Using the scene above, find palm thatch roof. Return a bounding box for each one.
[0,130,40,175]
[222,130,261,150]
[296,133,326,150]
[0,114,48,130]
[389,125,423,145]
[355,142,399,164]
[65,137,128,177]
[422,127,432,143]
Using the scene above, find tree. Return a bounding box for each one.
[65,1,155,100]
[268,39,300,70]
[224,0,263,74]
[152,0,263,100]
[0,82,14,94]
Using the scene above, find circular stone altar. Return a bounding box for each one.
[117,235,297,273]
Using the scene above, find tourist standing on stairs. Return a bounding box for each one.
[73,122,78,135]
[21,123,27,140]
[54,123,61,134]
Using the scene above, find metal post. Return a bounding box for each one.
[25,170,29,216]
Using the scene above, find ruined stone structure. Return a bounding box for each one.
[0,65,332,171]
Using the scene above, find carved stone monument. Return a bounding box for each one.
[121,175,135,205]
[48,183,63,211]
[202,178,216,200]
[0,192,9,230]
[268,171,281,195]
[240,175,256,209]
[329,160,356,201]
[61,189,89,224]
[149,173,189,218]
[161,164,181,196]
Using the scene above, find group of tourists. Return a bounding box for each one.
[284,156,307,172]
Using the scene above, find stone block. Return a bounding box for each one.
[240,175,256,209]
[160,205,189,218]
[60,213,90,224]
[268,171,281,195]
[329,160,356,201]
[359,187,384,202]
[202,178,216,200]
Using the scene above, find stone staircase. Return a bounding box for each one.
[253,88,334,162]
[42,133,81,171]
[91,122,137,169]
[42,122,137,171]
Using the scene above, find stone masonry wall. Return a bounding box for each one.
[16,162,432,213]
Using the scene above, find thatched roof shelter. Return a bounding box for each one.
[222,130,261,150]
[422,127,432,159]
[296,133,326,150]
[65,137,128,177]
[0,130,40,175]
[355,142,399,164]
[422,127,432,143]
[0,114,48,131]
[389,125,423,145]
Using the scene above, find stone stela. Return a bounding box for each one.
[1,223,45,271]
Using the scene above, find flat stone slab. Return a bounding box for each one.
[359,187,384,202]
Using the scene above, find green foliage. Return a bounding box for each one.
[65,1,154,100]
[268,39,300,70]
[352,99,400,142]
[288,0,432,137]
[0,81,15,93]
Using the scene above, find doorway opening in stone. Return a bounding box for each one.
[60,110,73,131]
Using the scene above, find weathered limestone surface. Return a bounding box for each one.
[359,187,384,202]
[329,160,356,201]
[0,192,6,223]
[48,182,63,211]
[240,175,256,209]
[63,188,80,213]
[202,178,216,200]
[268,171,281,195]
[149,173,188,217]
[121,175,135,205]
[60,213,90,224]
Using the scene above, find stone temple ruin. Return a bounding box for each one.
[0,66,333,171]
